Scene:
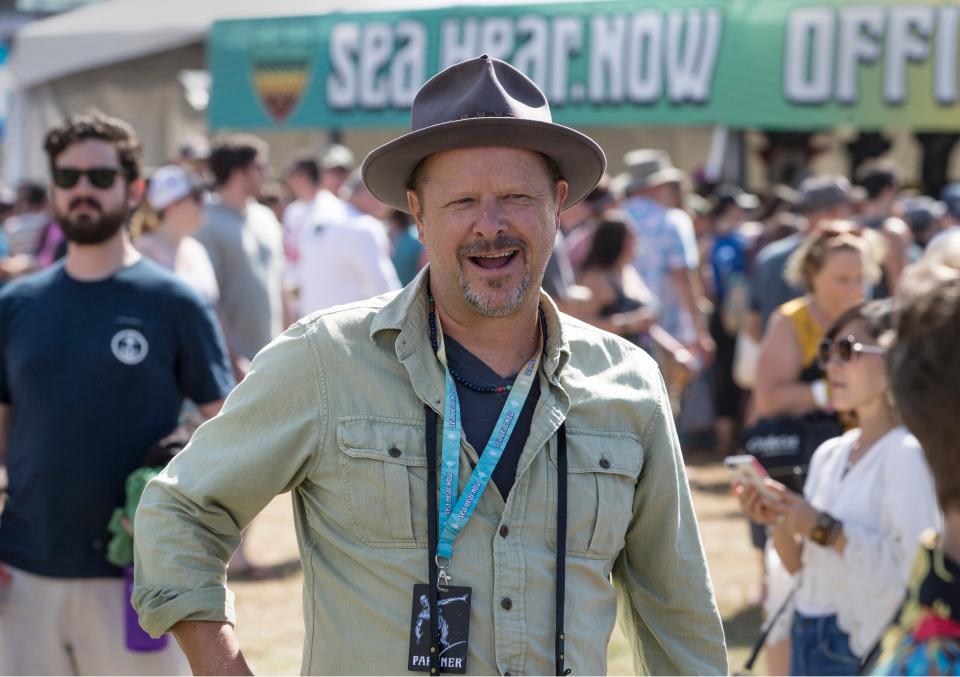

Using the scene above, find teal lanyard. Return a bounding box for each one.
[432,314,543,585]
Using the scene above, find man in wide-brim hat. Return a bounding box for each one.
[133,55,727,676]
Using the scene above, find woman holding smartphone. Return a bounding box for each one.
[736,300,940,675]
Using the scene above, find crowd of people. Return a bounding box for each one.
[0,55,958,677]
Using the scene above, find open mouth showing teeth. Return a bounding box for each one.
[469,250,518,270]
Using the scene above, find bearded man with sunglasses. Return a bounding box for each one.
[0,111,234,674]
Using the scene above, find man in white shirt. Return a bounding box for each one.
[282,156,349,263]
[341,172,394,255]
[293,177,400,315]
[319,144,354,197]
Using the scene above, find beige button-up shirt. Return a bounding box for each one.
[133,269,727,675]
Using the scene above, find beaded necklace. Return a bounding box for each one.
[427,294,546,394]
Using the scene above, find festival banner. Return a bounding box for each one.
[209,0,960,130]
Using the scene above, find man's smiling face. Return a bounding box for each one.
[408,147,567,318]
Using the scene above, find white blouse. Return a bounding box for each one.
[795,425,941,656]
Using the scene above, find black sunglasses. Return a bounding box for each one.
[52,167,122,190]
[818,335,887,368]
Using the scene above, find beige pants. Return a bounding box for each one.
[0,565,189,675]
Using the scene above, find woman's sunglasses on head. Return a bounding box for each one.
[52,167,121,190]
[818,335,887,369]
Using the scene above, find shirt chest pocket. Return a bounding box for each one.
[545,430,643,559]
[337,417,429,548]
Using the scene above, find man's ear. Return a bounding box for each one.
[407,189,425,242]
[127,177,146,209]
[555,180,569,227]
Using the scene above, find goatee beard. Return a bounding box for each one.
[457,234,531,317]
[56,199,129,245]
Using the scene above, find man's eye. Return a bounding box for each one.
[505,194,531,200]
[447,197,473,206]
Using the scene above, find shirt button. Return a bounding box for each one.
[499,525,509,538]
[500,597,512,611]
[599,457,611,469]
[388,447,402,458]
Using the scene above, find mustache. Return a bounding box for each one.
[458,235,526,258]
[69,197,102,211]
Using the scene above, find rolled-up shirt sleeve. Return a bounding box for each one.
[132,321,325,637]
[611,371,728,675]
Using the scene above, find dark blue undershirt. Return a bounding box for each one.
[443,335,540,499]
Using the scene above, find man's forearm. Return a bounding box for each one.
[172,620,252,676]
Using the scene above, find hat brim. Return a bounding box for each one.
[362,118,606,213]
[646,167,689,187]
[615,167,689,196]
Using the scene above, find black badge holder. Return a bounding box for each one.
[555,424,571,676]
[426,406,443,676]
[422,406,570,676]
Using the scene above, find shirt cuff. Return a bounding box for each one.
[133,584,236,638]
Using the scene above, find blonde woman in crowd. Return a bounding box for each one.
[748,223,882,673]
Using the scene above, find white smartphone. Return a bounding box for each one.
[724,454,780,502]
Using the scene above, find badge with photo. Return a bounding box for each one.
[408,584,472,674]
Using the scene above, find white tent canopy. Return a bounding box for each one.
[10,0,568,90]
[5,0,574,183]
[12,0,331,90]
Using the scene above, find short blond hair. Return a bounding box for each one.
[784,220,883,291]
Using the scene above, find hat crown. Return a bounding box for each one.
[623,149,671,176]
[410,55,552,131]
[797,175,851,211]
[321,144,355,171]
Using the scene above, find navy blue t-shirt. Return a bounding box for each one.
[444,336,540,499]
[0,259,234,578]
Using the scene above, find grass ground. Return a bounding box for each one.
[231,457,764,675]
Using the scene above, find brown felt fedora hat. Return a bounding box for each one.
[362,55,606,213]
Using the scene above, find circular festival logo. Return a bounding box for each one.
[111,329,149,366]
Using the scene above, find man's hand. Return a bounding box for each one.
[171,620,252,676]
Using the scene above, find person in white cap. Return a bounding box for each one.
[320,143,355,197]
[134,165,218,304]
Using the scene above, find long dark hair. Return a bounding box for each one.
[581,214,632,271]
[824,299,893,343]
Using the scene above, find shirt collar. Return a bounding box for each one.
[369,265,571,382]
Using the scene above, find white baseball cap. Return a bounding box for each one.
[147,165,204,211]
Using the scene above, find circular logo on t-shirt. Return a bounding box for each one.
[111,329,149,365]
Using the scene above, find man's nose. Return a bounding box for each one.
[473,196,506,239]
